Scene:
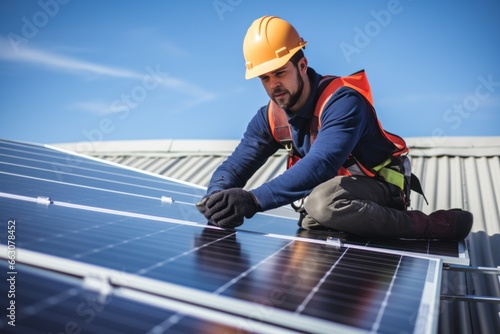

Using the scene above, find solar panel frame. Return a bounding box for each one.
[0,139,444,333]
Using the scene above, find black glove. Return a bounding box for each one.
[201,188,260,228]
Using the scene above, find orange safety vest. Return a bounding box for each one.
[268,69,408,177]
[267,69,427,208]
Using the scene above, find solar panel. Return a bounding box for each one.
[0,139,442,333]
[0,262,302,334]
[292,229,469,266]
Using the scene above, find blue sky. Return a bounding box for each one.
[1,0,499,145]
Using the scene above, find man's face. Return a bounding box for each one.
[259,60,304,111]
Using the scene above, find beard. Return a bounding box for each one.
[272,69,304,110]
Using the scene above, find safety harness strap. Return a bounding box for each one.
[268,101,292,146]
[267,70,426,206]
[268,101,296,167]
[313,70,408,156]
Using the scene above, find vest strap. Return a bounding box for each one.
[267,70,426,205]
[313,71,408,156]
[268,102,293,145]
[379,167,405,190]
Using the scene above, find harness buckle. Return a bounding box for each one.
[284,142,294,156]
[291,197,305,212]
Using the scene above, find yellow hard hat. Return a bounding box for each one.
[243,16,307,80]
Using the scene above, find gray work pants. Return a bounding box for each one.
[301,176,417,238]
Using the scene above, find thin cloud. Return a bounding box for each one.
[0,36,216,109]
[159,76,215,101]
[67,101,128,116]
[0,37,142,79]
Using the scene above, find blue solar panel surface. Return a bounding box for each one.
[0,139,442,333]
[1,262,288,334]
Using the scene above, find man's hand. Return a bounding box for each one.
[196,189,260,228]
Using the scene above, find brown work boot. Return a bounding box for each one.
[405,209,473,240]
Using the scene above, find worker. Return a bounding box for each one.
[196,16,473,240]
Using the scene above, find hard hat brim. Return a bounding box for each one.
[245,44,305,80]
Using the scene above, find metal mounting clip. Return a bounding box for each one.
[326,237,343,248]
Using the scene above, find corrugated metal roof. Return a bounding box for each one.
[55,137,500,333]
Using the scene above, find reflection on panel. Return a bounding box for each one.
[0,139,441,333]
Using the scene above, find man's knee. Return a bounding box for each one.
[306,176,344,205]
[304,176,347,215]
[303,198,383,236]
[305,196,358,226]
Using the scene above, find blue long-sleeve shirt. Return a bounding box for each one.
[207,68,396,211]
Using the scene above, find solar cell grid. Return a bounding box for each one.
[0,140,203,197]
[1,262,301,334]
[0,139,443,333]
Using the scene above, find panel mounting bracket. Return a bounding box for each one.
[441,264,500,304]
[161,196,174,204]
[326,237,343,248]
[83,272,113,300]
[36,196,53,205]
[443,264,500,274]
